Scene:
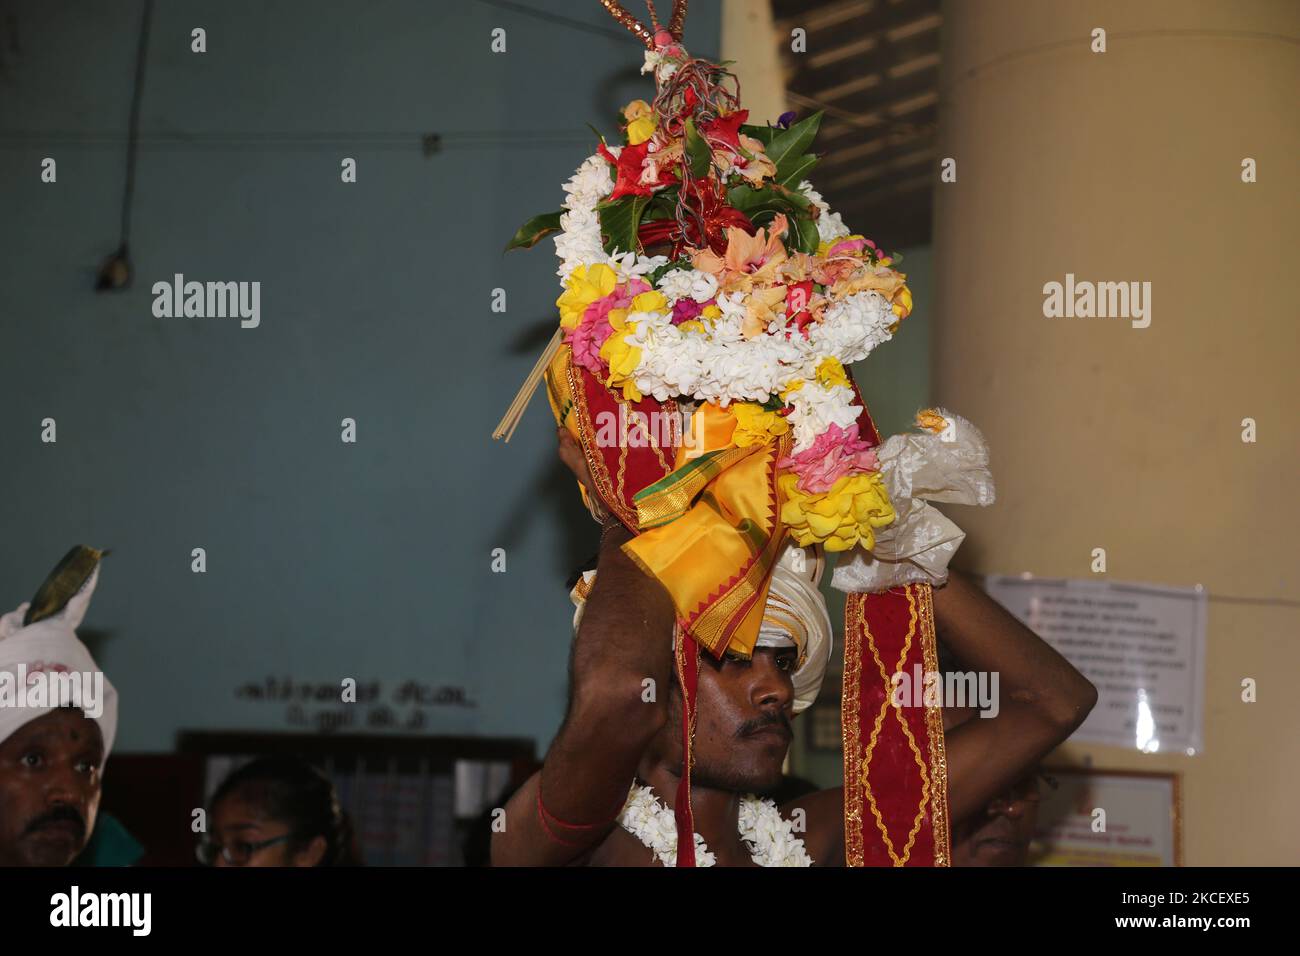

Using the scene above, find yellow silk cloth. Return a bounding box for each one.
[544,346,790,660]
[623,403,791,659]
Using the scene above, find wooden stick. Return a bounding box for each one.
[492,327,564,442]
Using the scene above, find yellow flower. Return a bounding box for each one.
[599,310,643,402]
[622,101,656,146]
[627,117,656,145]
[892,285,913,320]
[780,379,804,402]
[556,263,617,331]
[629,290,668,314]
[677,320,707,335]
[916,408,948,434]
[731,403,789,448]
[623,99,653,122]
[701,305,722,320]
[779,471,895,552]
[814,357,849,389]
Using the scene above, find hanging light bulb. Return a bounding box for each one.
[96,242,133,291]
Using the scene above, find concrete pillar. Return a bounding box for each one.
[934,0,1299,864]
[722,0,787,123]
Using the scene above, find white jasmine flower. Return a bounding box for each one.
[551,152,901,459]
[656,268,718,303]
[618,785,810,867]
[788,382,863,452]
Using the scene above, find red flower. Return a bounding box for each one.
[598,141,678,201]
[637,177,753,258]
[598,140,653,199]
[698,109,749,154]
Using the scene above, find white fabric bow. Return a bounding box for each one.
[832,408,995,594]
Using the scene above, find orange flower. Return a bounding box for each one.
[692,215,789,293]
[741,285,789,338]
[832,267,912,321]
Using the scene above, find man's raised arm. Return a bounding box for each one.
[491,435,675,865]
[938,570,1098,822]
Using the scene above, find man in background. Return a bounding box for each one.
[944,701,1044,866]
[0,547,119,867]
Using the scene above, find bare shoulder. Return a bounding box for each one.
[779,786,844,867]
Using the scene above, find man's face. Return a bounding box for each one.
[0,708,104,866]
[950,771,1040,866]
[664,646,798,795]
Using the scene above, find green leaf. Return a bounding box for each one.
[766,111,823,181]
[645,186,680,220]
[777,152,820,188]
[739,124,778,148]
[760,394,785,413]
[726,182,811,217]
[788,215,820,255]
[597,194,650,255]
[24,545,107,626]
[504,211,563,252]
[684,118,712,179]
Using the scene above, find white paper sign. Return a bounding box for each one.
[982,576,1206,754]
[1033,770,1180,866]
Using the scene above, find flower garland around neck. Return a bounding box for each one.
[618,783,813,867]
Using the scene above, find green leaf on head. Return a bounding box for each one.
[597,194,650,256]
[505,211,563,252]
[739,124,778,148]
[788,215,821,255]
[766,111,823,181]
[684,118,713,180]
[777,152,820,188]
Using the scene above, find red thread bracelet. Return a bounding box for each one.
[535,791,589,847]
[537,782,623,830]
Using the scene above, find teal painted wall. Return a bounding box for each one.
[0,0,928,769]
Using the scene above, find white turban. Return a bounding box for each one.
[755,542,833,714]
[0,565,118,763]
[570,540,833,715]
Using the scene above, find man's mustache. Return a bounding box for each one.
[736,712,792,739]
[24,804,86,841]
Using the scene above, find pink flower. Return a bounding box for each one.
[566,278,650,375]
[826,237,867,258]
[671,297,707,325]
[776,422,880,493]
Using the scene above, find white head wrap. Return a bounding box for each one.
[755,542,833,714]
[570,540,833,715]
[0,566,118,763]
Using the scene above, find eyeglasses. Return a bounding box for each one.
[196,833,294,866]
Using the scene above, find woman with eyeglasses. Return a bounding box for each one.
[197,756,361,867]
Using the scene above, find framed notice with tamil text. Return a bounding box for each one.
[1031,768,1182,867]
[982,575,1206,755]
